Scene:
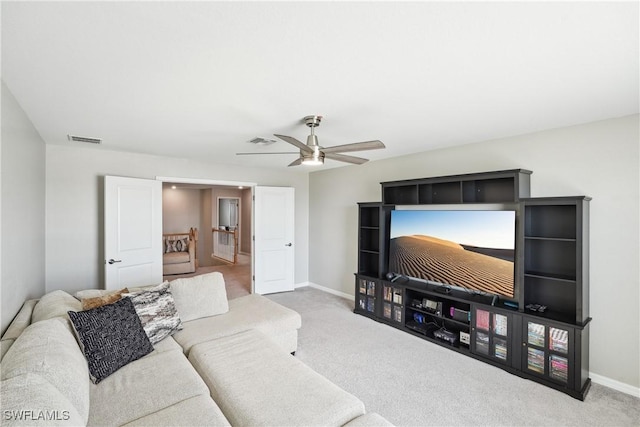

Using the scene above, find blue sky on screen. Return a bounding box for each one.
[390,210,515,249]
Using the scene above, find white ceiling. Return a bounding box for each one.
[2,1,638,171]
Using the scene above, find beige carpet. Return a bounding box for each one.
[267,287,640,427]
[163,253,251,300]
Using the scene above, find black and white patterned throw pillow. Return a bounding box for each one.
[68,297,153,384]
[124,281,183,344]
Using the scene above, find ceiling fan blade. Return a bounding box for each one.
[288,158,303,167]
[321,140,385,154]
[236,152,299,155]
[274,134,314,153]
[325,153,369,165]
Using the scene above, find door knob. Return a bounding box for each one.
[108,259,122,264]
[285,243,292,247]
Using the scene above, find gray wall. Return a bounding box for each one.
[45,145,309,295]
[1,83,46,334]
[162,187,201,233]
[308,115,640,390]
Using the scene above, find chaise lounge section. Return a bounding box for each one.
[0,273,392,426]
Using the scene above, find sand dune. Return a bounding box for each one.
[389,235,514,297]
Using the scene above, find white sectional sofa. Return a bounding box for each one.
[0,273,392,427]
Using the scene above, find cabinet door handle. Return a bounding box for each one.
[285,243,292,247]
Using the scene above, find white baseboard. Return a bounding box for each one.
[295,281,354,301]
[590,373,640,398]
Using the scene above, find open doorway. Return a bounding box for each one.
[161,182,253,299]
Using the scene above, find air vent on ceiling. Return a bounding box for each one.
[248,137,277,146]
[67,134,102,144]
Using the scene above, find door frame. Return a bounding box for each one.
[156,176,257,292]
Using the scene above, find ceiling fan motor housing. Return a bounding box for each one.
[306,134,320,147]
[304,115,322,128]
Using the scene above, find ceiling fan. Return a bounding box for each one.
[237,115,385,166]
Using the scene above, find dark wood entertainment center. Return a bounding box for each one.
[354,169,591,400]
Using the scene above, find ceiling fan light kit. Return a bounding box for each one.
[237,115,385,167]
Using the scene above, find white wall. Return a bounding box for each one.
[45,145,309,294]
[162,187,201,233]
[308,115,640,390]
[1,83,46,334]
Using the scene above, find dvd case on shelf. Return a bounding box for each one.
[383,303,391,319]
[549,355,569,382]
[367,281,376,296]
[476,332,489,355]
[549,327,569,354]
[393,306,402,322]
[494,337,508,360]
[359,280,366,295]
[527,348,545,374]
[527,322,545,347]
[367,297,375,313]
[393,289,403,304]
[493,313,508,336]
[383,285,392,302]
[358,297,366,310]
[476,309,490,331]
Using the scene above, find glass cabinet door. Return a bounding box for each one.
[382,284,403,324]
[355,276,378,316]
[472,306,510,365]
[523,319,572,385]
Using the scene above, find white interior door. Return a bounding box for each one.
[104,176,162,290]
[253,186,295,294]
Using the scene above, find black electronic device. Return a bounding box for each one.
[433,328,458,345]
[422,298,442,315]
[450,307,470,323]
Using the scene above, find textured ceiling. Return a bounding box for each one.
[2,2,638,171]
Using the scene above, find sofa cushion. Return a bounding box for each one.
[68,297,154,384]
[146,335,182,356]
[81,287,128,310]
[1,317,91,424]
[32,290,81,324]
[123,281,183,344]
[87,348,210,426]
[0,373,85,426]
[121,394,230,427]
[173,293,301,355]
[163,251,190,264]
[189,329,365,427]
[169,272,229,322]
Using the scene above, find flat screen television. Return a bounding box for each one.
[388,209,516,299]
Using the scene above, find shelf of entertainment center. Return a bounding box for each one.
[406,304,471,329]
[381,169,532,205]
[404,321,470,352]
[524,272,576,283]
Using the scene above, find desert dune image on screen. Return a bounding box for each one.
[389,210,515,298]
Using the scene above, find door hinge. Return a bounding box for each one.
[252,275,255,281]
